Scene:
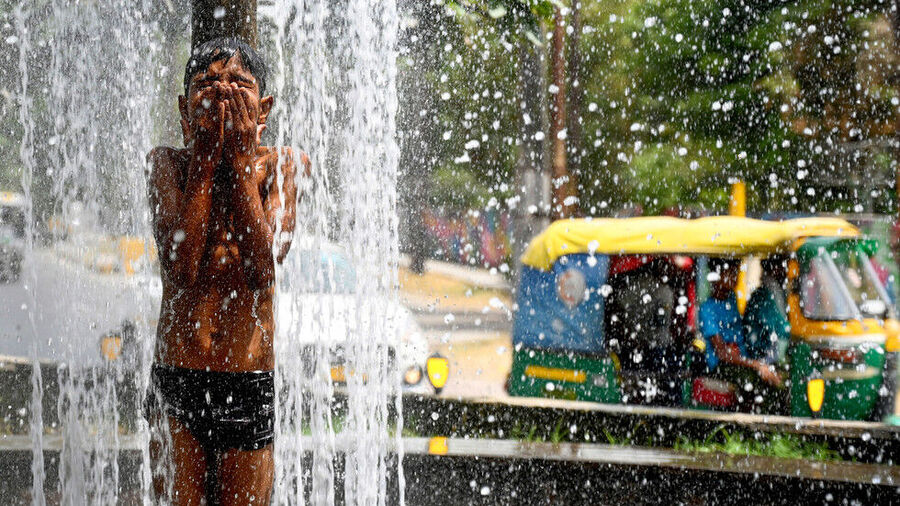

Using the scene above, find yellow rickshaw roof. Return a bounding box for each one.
[521,216,859,271]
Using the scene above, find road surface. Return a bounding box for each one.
[0,246,158,366]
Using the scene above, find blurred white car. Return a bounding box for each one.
[0,192,25,282]
[276,240,447,395]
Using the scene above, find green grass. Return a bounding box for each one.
[299,414,420,438]
[673,425,842,462]
[506,418,843,462]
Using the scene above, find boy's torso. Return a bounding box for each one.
[154,146,277,372]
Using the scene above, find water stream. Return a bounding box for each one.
[10,0,400,503]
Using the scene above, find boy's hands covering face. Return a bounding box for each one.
[183,85,226,170]
[179,55,272,178]
[220,82,263,177]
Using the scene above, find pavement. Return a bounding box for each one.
[397,255,514,398]
[398,254,513,331]
[429,330,512,399]
[399,254,510,291]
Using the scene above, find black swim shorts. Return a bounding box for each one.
[146,364,275,452]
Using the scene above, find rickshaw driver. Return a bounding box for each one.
[744,255,790,363]
[700,258,783,412]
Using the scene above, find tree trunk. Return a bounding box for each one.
[566,1,583,216]
[512,31,549,278]
[398,1,445,274]
[893,1,900,225]
[549,7,576,219]
[191,0,257,50]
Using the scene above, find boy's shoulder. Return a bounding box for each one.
[147,146,189,171]
[259,146,311,176]
[259,146,308,163]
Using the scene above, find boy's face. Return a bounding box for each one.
[178,52,273,147]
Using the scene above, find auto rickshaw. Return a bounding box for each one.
[508,216,900,421]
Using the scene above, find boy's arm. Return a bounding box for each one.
[229,152,276,290]
[265,148,304,264]
[222,86,299,288]
[147,147,216,287]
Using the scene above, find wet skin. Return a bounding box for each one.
[147,53,305,505]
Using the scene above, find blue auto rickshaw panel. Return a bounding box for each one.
[514,254,609,354]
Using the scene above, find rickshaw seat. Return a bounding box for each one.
[692,377,737,407]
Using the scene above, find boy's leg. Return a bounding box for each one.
[150,414,208,506]
[218,445,275,505]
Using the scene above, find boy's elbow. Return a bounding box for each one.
[244,258,275,290]
[168,261,200,288]
[248,268,275,291]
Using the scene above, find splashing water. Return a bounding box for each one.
[267,0,402,503]
[11,0,400,503]
[13,1,158,503]
[14,4,45,505]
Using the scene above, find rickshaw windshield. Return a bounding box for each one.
[800,247,893,320]
[833,248,893,319]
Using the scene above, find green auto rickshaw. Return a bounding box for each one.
[509,216,899,420]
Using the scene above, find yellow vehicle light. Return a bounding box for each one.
[886,334,899,353]
[100,336,122,361]
[403,366,423,385]
[524,365,586,384]
[426,355,449,392]
[428,436,448,455]
[807,377,825,414]
[330,367,368,383]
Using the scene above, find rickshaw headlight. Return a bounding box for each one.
[426,354,449,393]
[807,375,825,414]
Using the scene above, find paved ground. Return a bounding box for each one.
[0,247,157,365]
[425,330,512,399]
[398,265,512,321]
[398,257,514,398]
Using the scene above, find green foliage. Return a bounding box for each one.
[430,166,492,211]
[421,0,899,217]
[548,417,567,443]
[510,421,540,442]
[627,144,730,212]
[674,426,842,461]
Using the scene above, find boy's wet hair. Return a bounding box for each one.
[183,37,267,96]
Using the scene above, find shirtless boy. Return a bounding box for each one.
[146,37,300,505]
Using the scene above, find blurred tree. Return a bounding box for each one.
[549,4,577,218]
[786,1,898,213]
[576,0,897,215]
